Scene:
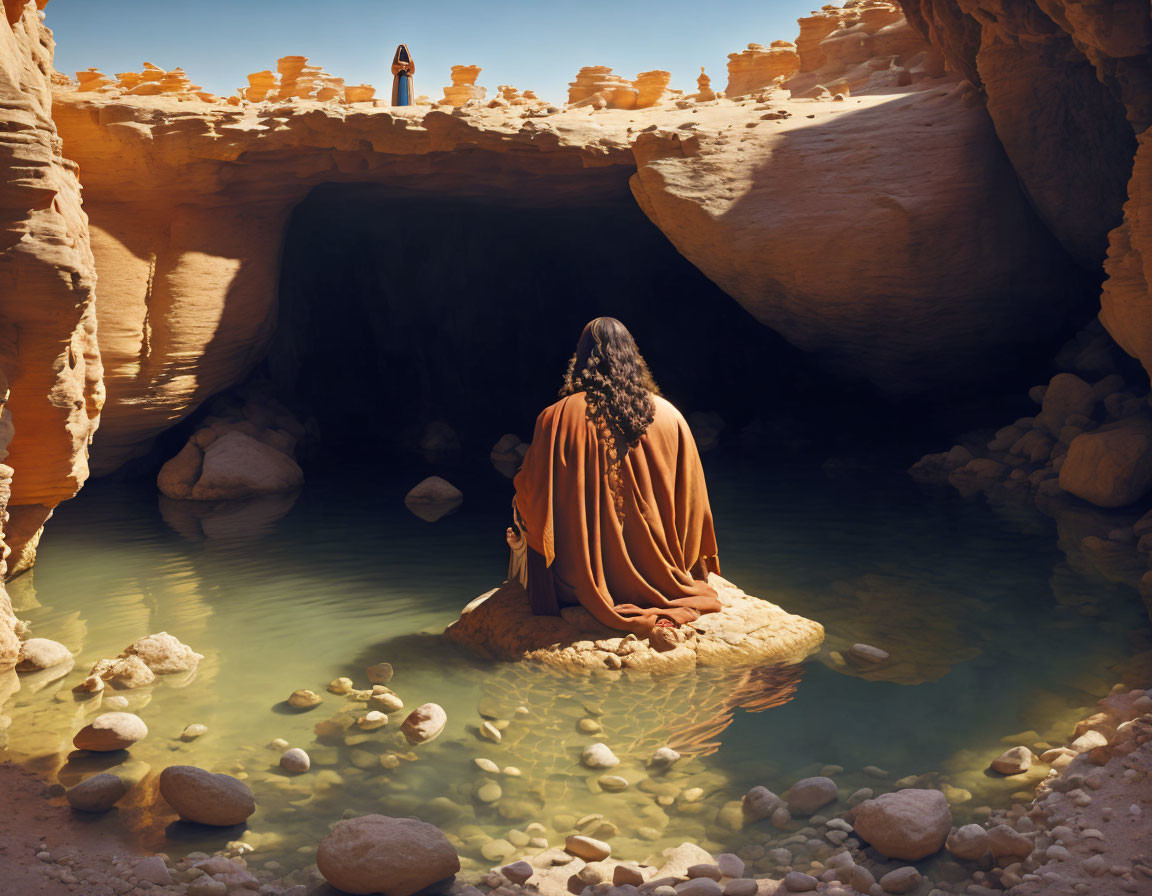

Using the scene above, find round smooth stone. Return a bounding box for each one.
[73,713,148,752]
[280,748,311,773]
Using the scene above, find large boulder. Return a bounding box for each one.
[121,632,203,675]
[1059,417,1152,507]
[73,712,148,752]
[316,815,461,896]
[401,703,447,744]
[158,765,255,826]
[785,776,838,814]
[446,575,823,673]
[852,788,951,860]
[1036,373,1096,435]
[66,773,132,812]
[16,638,72,671]
[158,431,303,501]
[404,477,463,523]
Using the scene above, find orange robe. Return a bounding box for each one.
[513,391,721,634]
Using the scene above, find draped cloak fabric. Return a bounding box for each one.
[512,392,722,634]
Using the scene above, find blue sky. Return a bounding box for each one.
[47,0,823,105]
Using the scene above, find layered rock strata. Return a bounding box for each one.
[0,0,102,574]
[725,42,799,98]
[897,0,1152,378]
[567,67,673,109]
[443,64,485,107]
[630,78,1084,394]
[787,1,939,98]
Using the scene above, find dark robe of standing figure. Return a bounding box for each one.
[391,44,414,106]
[511,318,722,636]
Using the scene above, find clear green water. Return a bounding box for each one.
[1,456,1146,876]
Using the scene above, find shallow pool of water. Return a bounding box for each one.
[1,454,1147,875]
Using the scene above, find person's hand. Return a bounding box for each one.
[506,527,523,548]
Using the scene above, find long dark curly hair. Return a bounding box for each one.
[560,318,660,521]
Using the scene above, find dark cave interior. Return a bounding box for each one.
[226,182,1093,472]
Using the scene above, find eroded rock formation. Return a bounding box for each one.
[567,66,674,109]
[630,81,1084,393]
[443,64,485,106]
[0,0,102,578]
[897,0,1152,394]
[237,56,376,105]
[725,42,799,98]
[787,1,939,98]
[51,93,641,475]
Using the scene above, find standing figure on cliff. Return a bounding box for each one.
[508,318,722,635]
[391,44,414,106]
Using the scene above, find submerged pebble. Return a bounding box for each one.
[181,724,208,741]
[581,743,620,769]
[280,748,311,773]
[368,691,404,713]
[480,721,502,743]
[565,835,611,861]
[357,711,388,731]
[327,677,354,695]
[287,689,322,709]
[66,773,131,812]
[991,745,1033,775]
[402,703,447,744]
[366,662,393,684]
[649,747,681,770]
[477,782,502,803]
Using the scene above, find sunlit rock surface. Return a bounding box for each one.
[630,78,1083,394]
[725,42,799,98]
[445,575,824,673]
[442,64,485,107]
[0,2,103,570]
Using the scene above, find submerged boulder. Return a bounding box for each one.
[121,632,203,675]
[158,431,303,501]
[192,431,304,500]
[316,815,460,896]
[401,703,447,744]
[66,773,132,812]
[159,765,255,826]
[404,477,463,522]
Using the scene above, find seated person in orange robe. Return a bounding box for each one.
[510,317,722,635]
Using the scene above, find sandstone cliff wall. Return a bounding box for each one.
[898,0,1152,384]
[50,97,637,473]
[0,0,100,593]
[629,3,1086,395]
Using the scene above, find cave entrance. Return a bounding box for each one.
[265,183,828,467]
